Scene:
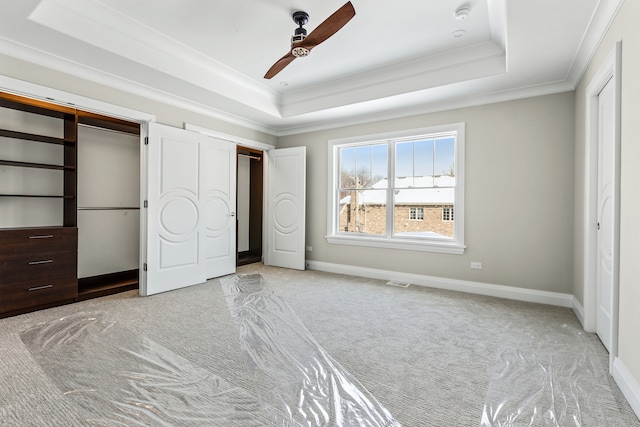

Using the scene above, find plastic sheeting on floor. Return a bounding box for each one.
[20,312,268,426]
[221,273,402,427]
[480,322,620,426]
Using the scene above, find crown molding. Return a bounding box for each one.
[566,0,625,86]
[274,80,574,136]
[0,37,281,135]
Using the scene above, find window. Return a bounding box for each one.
[442,207,454,222]
[409,207,424,220]
[327,123,465,254]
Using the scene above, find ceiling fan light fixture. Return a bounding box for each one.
[292,46,310,57]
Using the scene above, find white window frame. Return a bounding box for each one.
[326,123,465,254]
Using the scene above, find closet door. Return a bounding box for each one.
[202,137,236,279]
[143,123,208,296]
[265,147,306,270]
[143,124,237,296]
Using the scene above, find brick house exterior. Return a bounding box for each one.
[339,176,455,238]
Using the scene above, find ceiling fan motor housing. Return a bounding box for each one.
[291,10,309,47]
[292,28,307,44]
[291,29,309,56]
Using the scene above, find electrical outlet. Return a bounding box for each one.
[470,262,482,270]
[305,246,312,252]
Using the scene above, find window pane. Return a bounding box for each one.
[435,137,455,177]
[414,139,434,177]
[395,139,435,188]
[393,188,454,238]
[339,147,356,188]
[395,141,414,179]
[340,144,387,190]
[338,189,386,235]
[371,144,388,187]
[355,145,372,186]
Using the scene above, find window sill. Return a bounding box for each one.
[325,234,466,254]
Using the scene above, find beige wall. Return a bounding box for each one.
[0,53,277,146]
[279,92,575,293]
[573,0,640,390]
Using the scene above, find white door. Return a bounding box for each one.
[144,122,207,295]
[202,137,236,279]
[596,77,615,352]
[265,147,306,270]
[143,123,236,296]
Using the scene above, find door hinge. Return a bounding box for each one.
[144,200,148,208]
[144,137,149,145]
[143,263,148,272]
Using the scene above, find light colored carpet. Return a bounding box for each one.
[0,263,638,426]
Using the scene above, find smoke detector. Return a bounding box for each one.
[454,6,471,20]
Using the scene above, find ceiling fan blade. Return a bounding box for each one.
[300,1,355,50]
[264,51,296,79]
[263,2,355,79]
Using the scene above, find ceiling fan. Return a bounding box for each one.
[264,2,356,79]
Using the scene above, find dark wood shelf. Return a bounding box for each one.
[0,159,75,171]
[0,93,76,119]
[0,128,68,145]
[77,269,139,301]
[0,194,74,198]
[77,280,138,301]
[78,112,140,135]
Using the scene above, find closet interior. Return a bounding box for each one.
[0,92,140,318]
[236,146,263,266]
[76,113,140,300]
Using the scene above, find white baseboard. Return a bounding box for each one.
[571,296,585,327]
[306,260,574,308]
[613,358,640,420]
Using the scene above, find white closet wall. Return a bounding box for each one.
[77,125,139,278]
[237,156,250,252]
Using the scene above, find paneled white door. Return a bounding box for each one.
[143,123,236,296]
[144,122,206,295]
[202,137,236,279]
[596,77,615,352]
[265,147,306,270]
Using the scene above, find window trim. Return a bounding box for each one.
[326,123,466,254]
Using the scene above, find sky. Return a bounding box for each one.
[340,136,455,188]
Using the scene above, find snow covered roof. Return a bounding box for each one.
[340,176,455,205]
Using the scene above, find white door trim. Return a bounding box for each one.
[0,75,155,123]
[183,123,275,151]
[583,41,621,371]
